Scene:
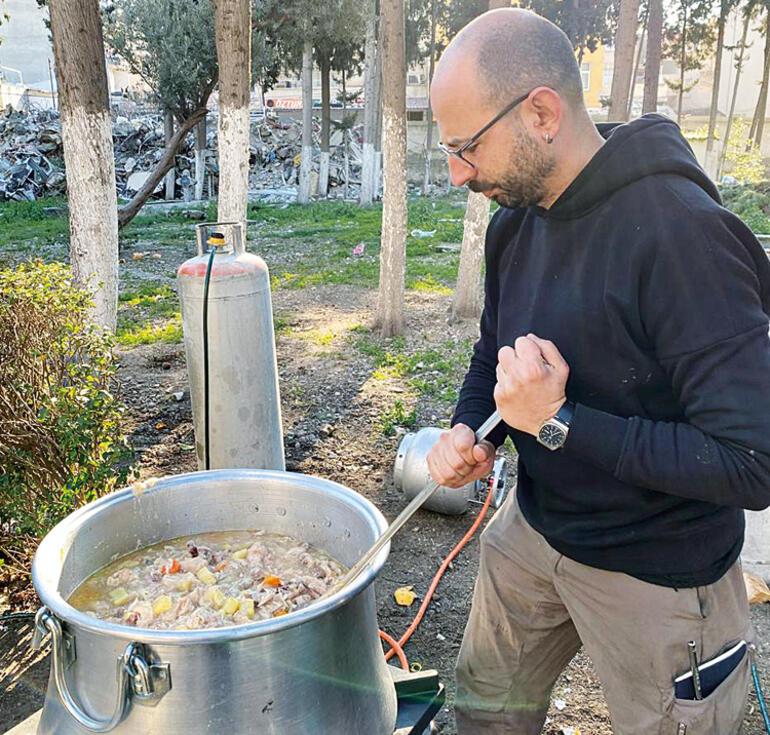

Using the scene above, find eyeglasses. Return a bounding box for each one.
[437,89,534,169]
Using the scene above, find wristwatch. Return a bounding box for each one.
[536,401,575,451]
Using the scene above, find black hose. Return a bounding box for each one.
[202,246,216,471]
[0,611,35,624]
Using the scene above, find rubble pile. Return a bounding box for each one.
[0,107,65,201]
[0,105,366,203]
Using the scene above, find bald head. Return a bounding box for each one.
[435,8,584,113]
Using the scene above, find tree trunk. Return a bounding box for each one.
[718,9,750,180]
[676,4,688,125]
[194,115,207,200]
[451,192,489,321]
[49,0,118,332]
[373,13,384,201]
[422,0,437,196]
[299,39,314,204]
[213,0,251,225]
[608,0,640,121]
[375,0,406,337]
[342,69,350,199]
[319,56,331,197]
[360,0,378,205]
[118,108,208,228]
[705,0,727,176]
[753,10,770,147]
[642,0,663,114]
[164,109,175,199]
[626,10,647,119]
[450,0,503,321]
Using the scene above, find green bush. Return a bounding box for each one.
[0,261,133,555]
[720,184,770,233]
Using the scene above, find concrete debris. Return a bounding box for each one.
[0,105,366,203]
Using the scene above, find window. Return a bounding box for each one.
[581,62,590,92]
[407,74,420,85]
[407,110,424,121]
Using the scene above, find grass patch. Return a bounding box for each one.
[116,315,183,347]
[380,400,418,436]
[352,328,474,403]
[0,197,69,247]
[408,273,453,295]
[116,283,181,346]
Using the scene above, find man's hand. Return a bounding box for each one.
[426,424,496,489]
[494,334,569,436]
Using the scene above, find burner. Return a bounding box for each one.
[390,666,445,735]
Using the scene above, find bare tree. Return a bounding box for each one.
[214,0,252,224]
[608,0,641,120]
[299,39,314,203]
[718,7,752,179]
[706,0,735,174]
[422,0,438,195]
[449,0,504,322]
[195,118,207,200]
[643,0,663,113]
[360,0,378,205]
[49,0,119,332]
[451,192,489,321]
[627,6,648,118]
[750,5,770,147]
[375,0,407,336]
[164,110,175,199]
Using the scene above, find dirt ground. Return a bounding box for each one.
[2,283,770,734]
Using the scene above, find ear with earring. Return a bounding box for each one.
[544,132,553,144]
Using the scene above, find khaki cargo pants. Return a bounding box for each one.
[455,492,752,735]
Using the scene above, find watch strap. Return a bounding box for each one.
[555,401,575,427]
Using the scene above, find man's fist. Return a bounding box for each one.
[426,423,496,489]
[494,333,569,436]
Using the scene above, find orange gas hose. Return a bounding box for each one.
[379,484,495,666]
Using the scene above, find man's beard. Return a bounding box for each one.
[468,128,556,209]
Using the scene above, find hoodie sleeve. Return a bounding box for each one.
[450,210,511,448]
[563,198,770,510]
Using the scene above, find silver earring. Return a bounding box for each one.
[544,133,553,144]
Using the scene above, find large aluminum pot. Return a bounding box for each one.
[32,470,396,735]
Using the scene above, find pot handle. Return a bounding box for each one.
[33,608,171,733]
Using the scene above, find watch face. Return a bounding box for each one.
[538,422,566,449]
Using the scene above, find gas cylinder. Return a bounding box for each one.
[394,427,508,515]
[177,222,285,471]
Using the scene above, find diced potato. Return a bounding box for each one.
[232,548,248,561]
[204,586,225,609]
[196,567,217,586]
[152,595,172,616]
[240,598,255,619]
[222,597,240,616]
[176,574,194,592]
[109,587,130,606]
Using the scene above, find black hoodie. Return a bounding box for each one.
[452,114,770,587]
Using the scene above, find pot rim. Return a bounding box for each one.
[32,469,390,645]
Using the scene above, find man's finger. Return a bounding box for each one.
[451,424,477,465]
[515,335,545,364]
[526,333,568,370]
[472,440,495,464]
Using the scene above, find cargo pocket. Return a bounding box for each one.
[666,651,750,734]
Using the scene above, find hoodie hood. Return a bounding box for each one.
[537,114,720,220]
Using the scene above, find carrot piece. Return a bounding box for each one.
[169,559,181,574]
[214,560,228,572]
[263,575,282,587]
[272,608,288,617]
[160,565,167,575]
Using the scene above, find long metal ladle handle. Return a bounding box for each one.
[333,409,502,594]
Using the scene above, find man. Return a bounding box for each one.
[426,8,770,735]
